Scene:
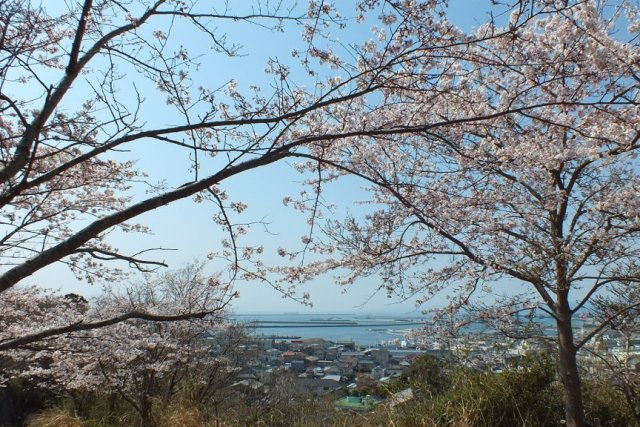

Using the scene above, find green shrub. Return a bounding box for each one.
[582,379,639,427]
[382,355,563,427]
[408,355,454,398]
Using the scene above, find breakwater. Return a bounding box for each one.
[231,313,425,345]
[248,320,424,328]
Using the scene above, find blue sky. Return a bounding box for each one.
[29,1,500,314]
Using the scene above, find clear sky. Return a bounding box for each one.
[28,0,499,315]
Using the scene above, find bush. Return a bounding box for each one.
[582,379,638,427]
[0,378,61,427]
[408,355,454,398]
[378,355,563,427]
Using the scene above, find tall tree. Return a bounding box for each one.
[0,0,391,347]
[0,0,545,347]
[0,0,346,293]
[285,2,640,426]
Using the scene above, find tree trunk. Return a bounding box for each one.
[557,312,585,427]
[106,393,117,425]
[139,391,155,427]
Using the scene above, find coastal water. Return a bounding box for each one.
[230,313,425,346]
[230,312,573,346]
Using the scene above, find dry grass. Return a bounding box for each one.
[161,404,204,427]
[27,409,85,427]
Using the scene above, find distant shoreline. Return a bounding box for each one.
[246,321,425,328]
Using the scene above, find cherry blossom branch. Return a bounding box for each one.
[0,82,384,209]
[207,188,239,283]
[66,0,93,74]
[98,359,143,415]
[73,247,174,272]
[0,1,164,184]
[0,142,294,293]
[576,300,640,351]
[0,307,227,352]
[289,151,558,309]
[0,93,28,128]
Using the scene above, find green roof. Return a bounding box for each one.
[335,396,383,410]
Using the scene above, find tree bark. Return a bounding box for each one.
[557,310,585,427]
[139,392,155,427]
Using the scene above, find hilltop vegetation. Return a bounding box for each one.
[8,355,638,427]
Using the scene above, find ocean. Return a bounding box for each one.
[230,312,574,347]
[230,313,425,346]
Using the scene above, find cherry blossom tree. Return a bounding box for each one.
[282,1,640,426]
[0,0,394,350]
[0,0,337,291]
[0,0,541,348]
[2,262,240,427]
